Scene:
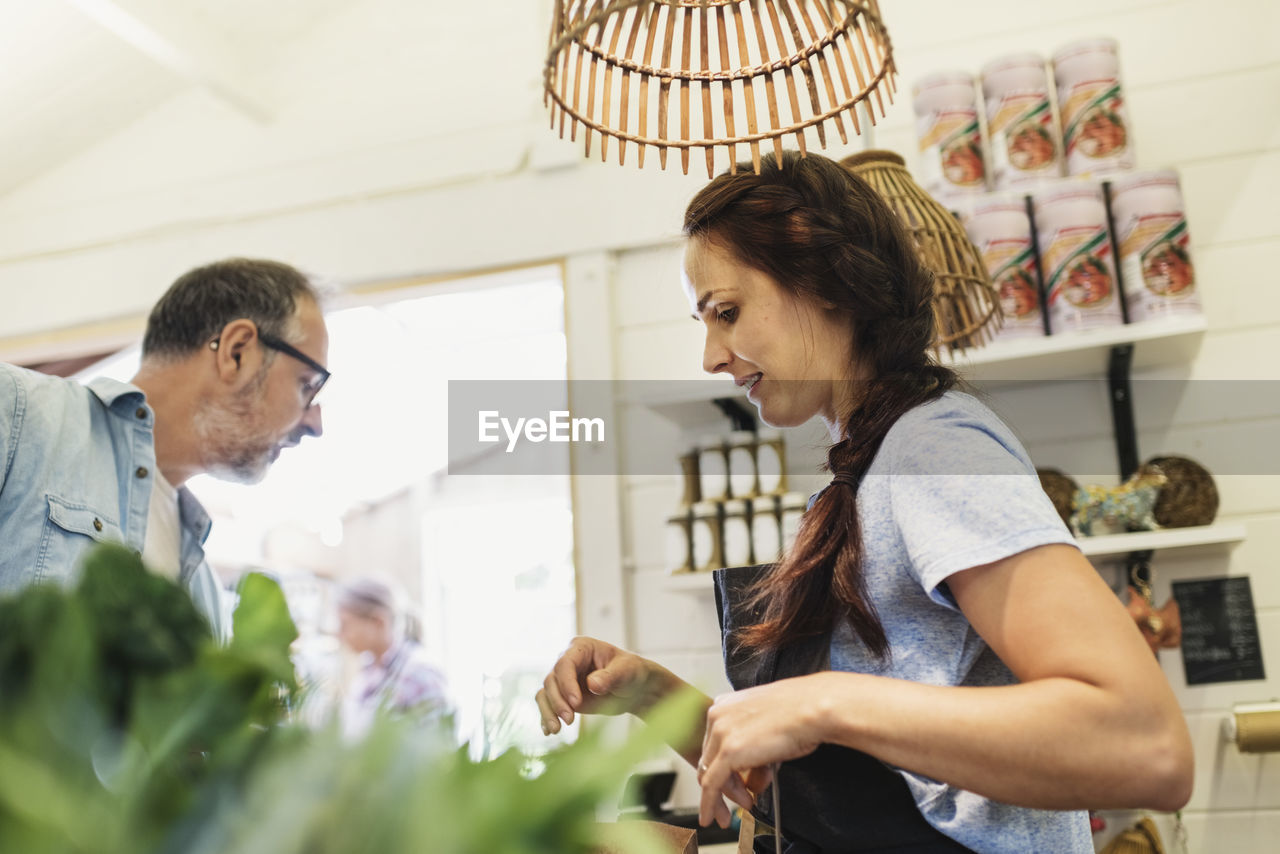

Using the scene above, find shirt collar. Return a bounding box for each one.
[177,487,213,544]
[86,375,147,414]
[86,376,213,546]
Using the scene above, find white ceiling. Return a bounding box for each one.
[0,0,362,197]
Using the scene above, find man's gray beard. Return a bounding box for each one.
[193,372,273,485]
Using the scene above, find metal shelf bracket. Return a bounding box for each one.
[1107,342,1153,589]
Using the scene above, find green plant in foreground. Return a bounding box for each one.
[0,545,698,854]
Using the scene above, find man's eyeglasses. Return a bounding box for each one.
[258,332,331,407]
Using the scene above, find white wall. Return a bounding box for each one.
[0,0,721,343]
[1,0,1277,850]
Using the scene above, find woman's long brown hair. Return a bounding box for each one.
[683,151,958,659]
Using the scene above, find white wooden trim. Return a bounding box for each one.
[564,251,630,644]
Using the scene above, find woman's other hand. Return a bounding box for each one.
[538,637,758,822]
[536,636,666,734]
[697,676,828,827]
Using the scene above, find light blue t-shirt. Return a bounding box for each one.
[827,390,1091,853]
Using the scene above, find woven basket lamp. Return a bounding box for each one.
[544,0,897,177]
[842,150,1002,351]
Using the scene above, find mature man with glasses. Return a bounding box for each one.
[0,258,329,641]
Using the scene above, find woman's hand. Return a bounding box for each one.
[697,675,829,827]
[537,637,762,822]
[535,636,669,734]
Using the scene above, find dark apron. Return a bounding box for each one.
[713,565,975,854]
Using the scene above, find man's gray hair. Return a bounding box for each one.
[141,258,321,359]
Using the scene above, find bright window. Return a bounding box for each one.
[78,265,576,754]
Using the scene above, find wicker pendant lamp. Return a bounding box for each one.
[842,150,1002,351]
[544,0,897,177]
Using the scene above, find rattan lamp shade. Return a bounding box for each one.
[544,0,896,177]
[842,150,1002,351]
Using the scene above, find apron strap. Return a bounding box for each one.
[713,565,975,854]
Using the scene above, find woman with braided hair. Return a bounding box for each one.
[536,152,1191,853]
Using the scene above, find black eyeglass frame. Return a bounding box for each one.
[258,332,331,406]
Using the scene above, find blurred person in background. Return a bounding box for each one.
[336,576,452,740]
[0,258,328,642]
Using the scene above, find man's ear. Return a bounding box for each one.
[211,318,261,384]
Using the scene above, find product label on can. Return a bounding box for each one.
[1043,225,1117,310]
[1061,81,1129,160]
[989,94,1059,183]
[980,237,1042,327]
[1117,213,1199,320]
[917,109,985,191]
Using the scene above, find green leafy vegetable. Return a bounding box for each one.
[0,544,701,854]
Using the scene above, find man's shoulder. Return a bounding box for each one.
[0,363,18,410]
[1,365,146,422]
[0,362,92,424]
[1,362,86,398]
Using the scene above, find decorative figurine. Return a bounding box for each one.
[1071,469,1167,536]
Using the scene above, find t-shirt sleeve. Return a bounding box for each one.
[885,402,1077,609]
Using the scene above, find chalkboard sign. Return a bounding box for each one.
[1172,576,1266,685]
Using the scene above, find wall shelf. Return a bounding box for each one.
[1075,523,1246,560]
[939,315,1207,383]
[661,523,1245,593]
[623,315,1208,424]
[642,312,1235,595]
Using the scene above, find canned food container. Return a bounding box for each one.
[1052,38,1135,176]
[677,449,700,506]
[912,71,987,196]
[666,509,694,574]
[751,495,782,564]
[727,430,758,498]
[755,429,787,495]
[1108,171,1201,322]
[721,499,752,567]
[1032,181,1125,332]
[697,435,729,502]
[963,195,1045,339]
[981,53,1063,189]
[691,500,723,572]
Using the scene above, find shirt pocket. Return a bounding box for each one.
[36,494,125,585]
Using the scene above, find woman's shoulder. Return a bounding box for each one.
[885,390,1009,442]
[876,391,1033,475]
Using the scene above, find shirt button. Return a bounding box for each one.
[93,518,103,532]
[136,466,149,479]
[135,407,147,419]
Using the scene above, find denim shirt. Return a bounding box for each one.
[0,363,228,642]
